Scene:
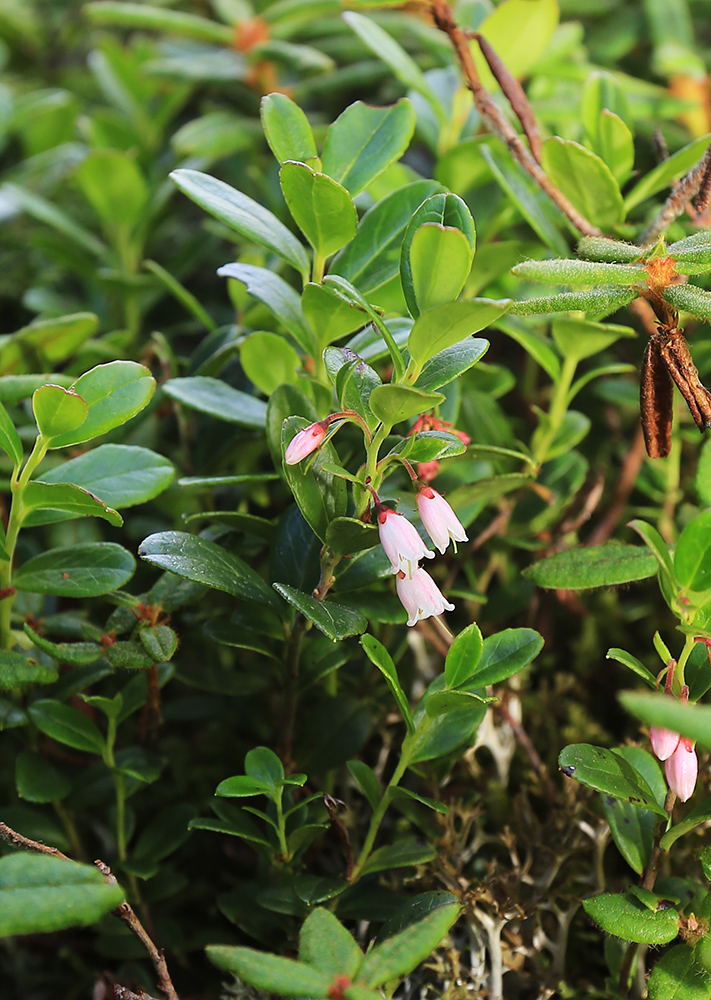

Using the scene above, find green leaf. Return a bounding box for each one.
[624,132,711,212]
[415,338,489,392]
[523,544,657,589]
[660,795,711,851]
[668,230,711,274]
[2,183,108,258]
[357,902,460,986]
[601,793,654,876]
[577,237,642,263]
[473,0,558,86]
[37,444,174,515]
[400,194,475,319]
[332,180,443,309]
[28,699,105,754]
[324,347,381,430]
[558,744,667,816]
[347,760,380,810]
[342,12,446,126]
[480,143,568,257]
[509,285,637,317]
[299,908,363,979]
[322,99,415,198]
[424,689,492,717]
[469,628,544,686]
[407,300,508,370]
[0,650,58,689]
[21,482,123,527]
[217,263,314,356]
[674,511,711,591]
[582,893,679,944]
[0,400,22,468]
[619,692,711,749]
[282,416,347,543]
[360,633,415,732]
[139,625,178,663]
[551,317,636,364]
[0,854,124,937]
[597,111,635,185]
[391,786,449,814]
[273,583,367,641]
[361,839,437,876]
[301,282,368,349]
[32,385,87,441]
[664,283,711,321]
[540,137,624,229]
[401,431,467,462]
[648,945,711,1000]
[207,946,331,996]
[48,362,155,449]
[14,543,136,597]
[245,746,285,796]
[85,2,233,42]
[280,161,358,258]
[75,148,148,238]
[16,750,72,803]
[325,517,379,557]
[22,625,102,667]
[138,531,278,609]
[170,168,309,279]
[143,259,217,332]
[445,623,483,688]
[261,92,318,166]
[606,648,657,688]
[368,384,444,425]
[241,332,300,397]
[163,376,267,428]
[215,775,271,798]
[512,259,645,287]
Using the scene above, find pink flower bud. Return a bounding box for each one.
[284,421,328,465]
[665,737,698,802]
[396,567,455,627]
[417,460,439,483]
[377,507,434,578]
[416,487,468,555]
[650,725,680,761]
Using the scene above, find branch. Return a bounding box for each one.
[0,822,179,1000]
[430,0,601,237]
[639,141,711,245]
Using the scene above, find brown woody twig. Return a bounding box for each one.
[430,0,601,237]
[639,141,711,245]
[0,822,179,1000]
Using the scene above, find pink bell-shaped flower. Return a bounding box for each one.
[650,725,681,761]
[284,421,328,465]
[396,567,455,627]
[665,737,698,802]
[416,486,468,554]
[377,507,433,578]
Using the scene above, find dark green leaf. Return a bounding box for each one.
[14,543,136,597]
[469,628,544,686]
[163,376,267,428]
[0,650,58,689]
[274,583,367,641]
[21,482,123,527]
[523,544,657,589]
[415,338,489,392]
[619,692,711,749]
[347,760,380,810]
[28,699,105,754]
[15,749,72,803]
[360,633,415,732]
[582,893,679,944]
[361,839,437,876]
[558,744,667,816]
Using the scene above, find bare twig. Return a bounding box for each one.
[587,428,646,546]
[695,152,711,213]
[639,141,711,245]
[471,32,542,163]
[430,0,600,237]
[114,988,160,1000]
[0,822,179,1000]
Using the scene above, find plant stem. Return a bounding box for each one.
[312,251,325,284]
[355,422,392,518]
[275,789,289,862]
[675,634,695,689]
[531,356,577,468]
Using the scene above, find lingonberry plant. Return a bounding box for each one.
[2,0,711,998]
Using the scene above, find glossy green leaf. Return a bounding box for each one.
[299,907,363,979]
[358,902,460,985]
[207,945,331,996]
[368,384,444,426]
[648,945,711,1000]
[660,795,711,851]
[602,792,654,875]
[523,544,657,589]
[32,385,87,441]
[282,416,347,543]
[361,633,414,732]
[627,519,675,582]
[215,775,271,798]
[138,531,278,608]
[469,628,544,686]
[163,375,267,428]
[48,362,155,449]
[171,168,309,278]
[217,263,314,355]
[582,893,679,944]
[596,111,635,185]
[407,300,508,369]
[361,838,437,876]
[28,699,105,754]
[558,744,667,816]
[322,99,416,197]
[274,583,367,641]
[0,854,124,937]
[14,543,136,597]
[619,692,711,748]
[280,161,357,258]
[261,92,318,166]
[445,623,483,688]
[0,400,22,468]
[551,317,636,363]
[606,648,657,688]
[0,650,58,689]
[541,137,624,229]
[415,338,489,392]
[21,482,123,527]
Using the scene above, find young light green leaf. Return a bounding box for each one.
[541,137,624,229]
[407,300,509,369]
[170,168,309,278]
[0,855,124,937]
[240,332,301,396]
[75,148,148,237]
[368,384,444,426]
[301,282,368,348]
[322,99,416,197]
[0,401,22,468]
[32,385,87,441]
[473,0,558,87]
[624,132,711,212]
[280,161,357,258]
[261,92,318,166]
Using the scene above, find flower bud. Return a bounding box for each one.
[650,725,680,761]
[284,421,328,465]
[417,460,439,484]
[396,567,455,627]
[665,737,698,802]
[377,507,433,578]
[416,487,468,555]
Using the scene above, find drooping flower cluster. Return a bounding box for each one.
[649,669,698,802]
[284,417,466,628]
